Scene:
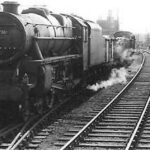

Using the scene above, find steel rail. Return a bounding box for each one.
[0,123,23,138]
[10,97,71,150]
[60,52,145,150]
[125,96,150,150]
[124,50,150,150]
[7,116,38,150]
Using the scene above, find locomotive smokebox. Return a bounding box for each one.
[2,1,19,14]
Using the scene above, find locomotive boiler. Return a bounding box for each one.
[0,1,108,120]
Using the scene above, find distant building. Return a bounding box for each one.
[97,10,119,35]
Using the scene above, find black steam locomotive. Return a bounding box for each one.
[0,1,135,120]
[112,31,136,65]
[113,31,135,49]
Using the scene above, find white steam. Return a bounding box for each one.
[87,37,140,92]
[87,67,128,91]
[128,54,141,76]
[87,50,141,91]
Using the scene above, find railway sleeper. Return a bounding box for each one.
[78,142,126,147]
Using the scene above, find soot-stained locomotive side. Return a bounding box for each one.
[0,1,135,120]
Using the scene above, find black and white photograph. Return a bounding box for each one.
[0,0,149,149]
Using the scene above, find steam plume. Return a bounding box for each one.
[87,67,128,91]
[87,50,140,91]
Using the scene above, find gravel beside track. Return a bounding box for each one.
[36,53,142,150]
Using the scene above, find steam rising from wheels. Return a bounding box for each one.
[87,67,128,91]
[87,49,141,91]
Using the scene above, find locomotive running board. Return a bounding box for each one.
[34,36,76,40]
[26,54,82,65]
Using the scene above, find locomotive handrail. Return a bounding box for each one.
[34,36,76,40]
[25,22,75,28]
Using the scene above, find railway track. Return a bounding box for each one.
[0,117,37,150]
[133,103,150,150]
[0,123,23,142]
[50,52,150,150]
[0,52,144,150]
[0,93,78,150]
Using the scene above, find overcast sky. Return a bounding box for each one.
[1,0,150,34]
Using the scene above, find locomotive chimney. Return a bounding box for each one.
[2,1,19,14]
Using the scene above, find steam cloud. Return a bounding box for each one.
[87,44,140,91]
[87,67,128,91]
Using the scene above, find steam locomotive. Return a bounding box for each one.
[112,31,136,65]
[113,31,135,49]
[0,1,135,120]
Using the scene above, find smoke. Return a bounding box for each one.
[87,51,140,91]
[87,67,128,91]
[87,38,139,92]
[127,54,141,76]
[113,38,135,65]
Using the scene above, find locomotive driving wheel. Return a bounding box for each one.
[34,97,44,115]
[19,99,31,122]
[45,89,63,108]
[45,93,54,109]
